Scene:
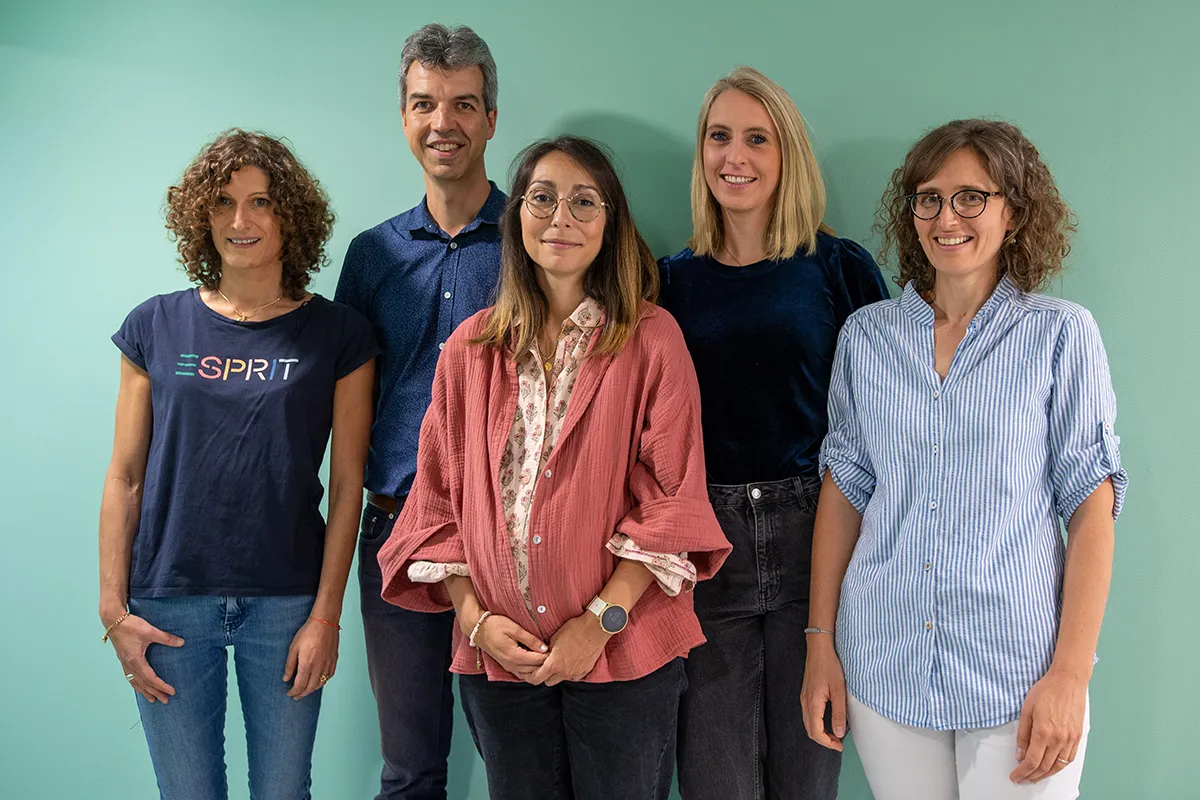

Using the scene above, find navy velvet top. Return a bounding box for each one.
[658,232,889,485]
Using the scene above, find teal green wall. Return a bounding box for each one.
[2,1,1196,797]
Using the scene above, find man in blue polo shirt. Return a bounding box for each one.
[334,23,505,800]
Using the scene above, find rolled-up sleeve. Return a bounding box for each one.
[613,317,731,581]
[819,319,876,513]
[378,353,464,612]
[1048,309,1128,522]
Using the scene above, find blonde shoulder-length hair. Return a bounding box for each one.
[688,66,832,260]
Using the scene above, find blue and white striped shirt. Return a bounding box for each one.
[820,275,1127,730]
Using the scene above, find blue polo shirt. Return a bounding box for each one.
[335,182,506,499]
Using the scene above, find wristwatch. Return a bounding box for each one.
[587,596,628,634]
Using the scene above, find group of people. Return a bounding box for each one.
[97,21,1126,800]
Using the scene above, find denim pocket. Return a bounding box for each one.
[358,504,393,544]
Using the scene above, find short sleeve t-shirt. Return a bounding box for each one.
[112,289,379,597]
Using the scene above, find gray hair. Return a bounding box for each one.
[398,23,498,113]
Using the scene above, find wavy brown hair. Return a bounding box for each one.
[472,136,658,357]
[165,129,334,299]
[877,119,1076,293]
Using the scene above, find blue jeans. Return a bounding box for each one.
[677,477,841,800]
[128,595,322,800]
[459,658,687,800]
[358,500,456,799]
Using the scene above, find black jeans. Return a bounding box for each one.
[459,658,687,800]
[677,477,840,800]
[359,500,457,799]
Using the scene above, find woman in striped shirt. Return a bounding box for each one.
[801,119,1126,799]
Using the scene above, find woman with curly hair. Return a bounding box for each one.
[800,119,1127,799]
[98,129,377,799]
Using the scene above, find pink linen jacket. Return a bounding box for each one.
[379,302,731,682]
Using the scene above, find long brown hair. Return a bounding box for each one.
[472,136,658,357]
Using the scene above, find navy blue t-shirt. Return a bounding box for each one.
[112,289,379,597]
[658,232,890,484]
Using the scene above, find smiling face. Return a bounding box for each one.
[520,151,606,288]
[702,88,782,217]
[914,147,1012,284]
[402,61,496,184]
[208,166,283,275]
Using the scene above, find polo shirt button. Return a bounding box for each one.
[532,535,542,544]
[544,469,552,478]
[750,488,762,500]
[449,241,458,250]
[537,605,547,614]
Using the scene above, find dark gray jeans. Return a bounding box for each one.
[678,477,841,800]
[359,500,457,799]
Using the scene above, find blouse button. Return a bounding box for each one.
[925,621,933,630]
[750,488,762,500]
[933,389,941,399]
[449,242,458,250]
[544,469,552,478]
[536,605,547,614]
[532,535,542,545]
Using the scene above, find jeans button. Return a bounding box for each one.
[750,487,762,500]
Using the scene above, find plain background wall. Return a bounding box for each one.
[2,1,1197,797]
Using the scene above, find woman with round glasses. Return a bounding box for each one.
[378,135,731,800]
[801,119,1126,799]
[658,67,889,800]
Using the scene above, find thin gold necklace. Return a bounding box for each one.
[217,288,283,321]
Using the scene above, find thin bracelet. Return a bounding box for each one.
[804,626,835,636]
[101,611,130,643]
[469,611,492,648]
[309,616,341,631]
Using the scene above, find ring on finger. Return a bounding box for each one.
[124,673,135,682]
[1056,757,1071,765]
[319,674,329,683]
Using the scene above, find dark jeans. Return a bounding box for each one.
[359,500,457,800]
[459,658,687,800]
[678,477,841,800]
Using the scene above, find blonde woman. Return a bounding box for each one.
[658,67,888,799]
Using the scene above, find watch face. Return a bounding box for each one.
[600,605,627,633]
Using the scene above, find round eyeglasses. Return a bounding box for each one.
[523,189,608,223]
[907,189,1003,220]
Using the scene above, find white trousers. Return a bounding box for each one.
[847,693,1089,800]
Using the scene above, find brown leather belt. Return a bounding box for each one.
[366,491,400,515]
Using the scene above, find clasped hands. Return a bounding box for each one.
[469,611,610,686]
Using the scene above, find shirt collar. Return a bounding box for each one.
[900,272,1021,330]
[401,181,506,238]
[567,296,606,331]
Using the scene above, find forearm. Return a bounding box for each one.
[1050,479,1115,681]
[808,473,863,637]
[599,558,656,611]
[310,480,362,622]
[444,574,485,636]
[98,471,141,621]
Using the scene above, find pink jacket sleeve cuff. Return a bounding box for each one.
[606,533,696,597]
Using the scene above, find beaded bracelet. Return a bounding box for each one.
[310,616,341,631]
[101,611,130,643]
[803,627,835,636]
[470,611,492,669]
